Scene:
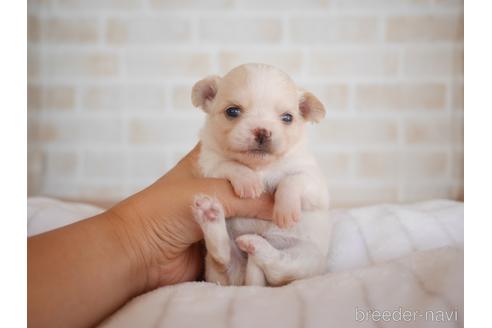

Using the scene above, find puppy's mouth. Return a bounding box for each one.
[234,143,274,160]
[241,148,271,156]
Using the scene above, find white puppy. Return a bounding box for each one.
[191,63,331,286]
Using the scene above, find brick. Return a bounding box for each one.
[83,150,126,177]
[309,49,398,77]
[45,151,78,177]
[27,147,44,196]
[290,17,379,44]
[401,183,459,202]
[150,0,232,10]
[28,51,40,78]
[128,118,203,145]
[125,51,210,78]
[28,85,76,111]
[386,16,463,42]
[172,85,193,110]
[401,152,448,178]
[356,151,448,179]
[332,0,431,8]
[455,184,464,201]
[302,84,349,111]
[27,85,41,111]
[26,0,464,208]
[39,52,118,78]
[28,120,57,142]
[404,118,454,144]
[315,152,352,180]
[57,0,140,11]
[355,83,446,111]
[414,116,465,146]
[329,185,398,208]
[356,152,399,179]
[128,151,169,178]
[38,18,99,43]
[403,48,463,77]
[451,150,463,180]
[452,116,464,144]
[451,83,463,111]
[199,17,282,44]
[237,0,327,9]
[106,18,190,44]
[433,0,464,6]
[29,117,122,144]
[219,50,302,76]
[28,16,40,42]
[316,119,399,145]
[28,0,52,10]
[82,85,166,111]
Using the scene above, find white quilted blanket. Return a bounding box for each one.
[27,198,464,327]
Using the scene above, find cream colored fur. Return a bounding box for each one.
[191,63,331,286]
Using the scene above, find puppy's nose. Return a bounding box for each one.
[253,128,272,146]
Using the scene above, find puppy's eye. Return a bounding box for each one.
[225,107,241,119]
[281,113,293,124]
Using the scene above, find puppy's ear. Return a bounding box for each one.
[298,90,326,123]
[191,75,221,113]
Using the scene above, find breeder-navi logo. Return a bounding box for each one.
[355,306,458,323]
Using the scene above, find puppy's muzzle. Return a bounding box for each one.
[253,128,272,149]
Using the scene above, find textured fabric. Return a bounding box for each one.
[27,197,103,236]
[26,197,463,327]
[98,200,463,328]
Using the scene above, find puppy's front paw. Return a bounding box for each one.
[230,172,264,199]
[273,203,301,229]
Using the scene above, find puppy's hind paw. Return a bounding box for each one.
[236,235,257,255]
[236,234,271,256]
[192,194,225,224]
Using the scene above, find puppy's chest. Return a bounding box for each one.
[259,167,287,193]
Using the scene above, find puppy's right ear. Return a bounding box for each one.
[191,75,221,113]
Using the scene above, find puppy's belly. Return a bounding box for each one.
[226,210,331,252]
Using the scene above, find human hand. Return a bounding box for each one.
[108,144,273,290]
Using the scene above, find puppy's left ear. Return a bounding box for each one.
[298,90,326,123]
[191,75,221,113]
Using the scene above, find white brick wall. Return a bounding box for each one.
[27,0,464,207]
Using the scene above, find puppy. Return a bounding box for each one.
[191,63,331,286]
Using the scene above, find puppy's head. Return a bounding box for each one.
[192,63,325,167]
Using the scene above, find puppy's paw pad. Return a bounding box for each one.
[192,194,224,223]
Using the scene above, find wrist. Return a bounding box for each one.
[104,199,158,293]
[105,185,202,290]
